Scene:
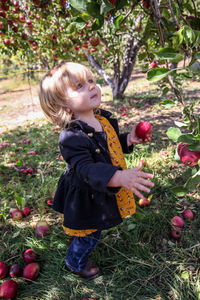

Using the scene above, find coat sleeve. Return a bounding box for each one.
[59,130,121,194]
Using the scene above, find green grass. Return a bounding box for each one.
[0,74,200,300]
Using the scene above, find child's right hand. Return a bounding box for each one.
[117,162,154,199]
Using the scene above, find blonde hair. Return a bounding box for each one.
[39,61,95,128]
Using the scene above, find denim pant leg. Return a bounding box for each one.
[65,230,101,273]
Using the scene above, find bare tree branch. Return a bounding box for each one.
[167,0,180,29]
[152,0,165,47]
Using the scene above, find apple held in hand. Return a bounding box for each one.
[135,122,152,140]
[23,263,40,281]
[9,264,22,277]
[171,216,184,228]
[0,262,9,279]
[36,220,50,237]
[139,198,150,207]
[170,227,182,239]
[23,249,38,263]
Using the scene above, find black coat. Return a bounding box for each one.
[53,109,133,230]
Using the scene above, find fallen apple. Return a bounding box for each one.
[23,263,40,281]
[0,279,18,299]
[170,227,182,239]
[36,220,50,237]
[22,206,31,216]
[139,198,150,207]
[182,209,194,219]
[9,264,22,277]
[10,209,23,221]
[171,216,184,228]
[0,262,9,279]
[135,121,152,140]
[23,248,38,263]
[149,61,158,68]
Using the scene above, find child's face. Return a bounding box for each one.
[65,77,101,118]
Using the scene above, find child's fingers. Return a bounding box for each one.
[133,183,150,193]
[131,188,145,199]
[138,178,154,187]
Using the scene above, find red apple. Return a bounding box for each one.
[0,279,18,299]
[10,209,23,221]
[171,216,184,228]
[3,38,10,46]
[74,45,80,51]
[89,37,100,47]
[179,144,200,166]
[170,227,182,239]
[108,0,116,5]
[47,200,53,206]
[139,198,150,207]
[23,248,37,263]
[51,34,57,40]
[142,0,150,9]
[36,220,50,237]
[135,121,152,140]
[9,264,22,277]
[22,206,31,216]
[149,61,158,68]
[182,209,194,219]
[29,150,36,155]
[23,263,40,281]
[0,262,9,279]
[19,14,25,22]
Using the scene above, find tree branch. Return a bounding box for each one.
[167,0,180,29]
[152,0,165,47]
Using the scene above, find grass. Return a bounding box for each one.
[0,71,200,300]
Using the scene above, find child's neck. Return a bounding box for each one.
[75,110,102,132]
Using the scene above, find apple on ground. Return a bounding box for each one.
[135,121,152,140]
[182,209,194,219]
[23,263,40,281]
[9,264,22,277]
[36,220,50,237]
[23,249,38,263]
[0,279,18,299]
[22,206,31,216]
[139,198,150,207]
[149,61,158,68]
[10,208,23,221]
[89,37,100,47]
[170,227,182,239]
[171,216,184,228]
[0,262,9,279]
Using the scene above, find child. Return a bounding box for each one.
[39,61,154,280]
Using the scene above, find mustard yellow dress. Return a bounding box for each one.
[62,115,136,237]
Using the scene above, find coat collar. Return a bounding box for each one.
[65,109,112,133]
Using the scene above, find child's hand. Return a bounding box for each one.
[119,162,154,199]
[127,125,152,146]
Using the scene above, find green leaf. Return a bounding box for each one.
[181,271,190,280]
[187,142,200,151]
[115,15,123,30]
[127,223,136,231]
[167,127,182,142]
[171,186,188,197]
[182,25,196,44]
[15,195,26,208]
[16,160,22,166]
[177,134,197,144]
[161,99,175,107]
[162,87,169,96]
[100,1,113,15]
[171,54,184,63]
[147,68,171,82]
[70,0,100,18]
[92,16,104,30]
[155,47,177,59]
[184,171,200,190]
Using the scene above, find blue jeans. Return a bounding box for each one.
[65,230,101,273]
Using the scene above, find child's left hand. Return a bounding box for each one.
[127,125,151,146]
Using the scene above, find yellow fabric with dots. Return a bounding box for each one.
[62,115,136,237]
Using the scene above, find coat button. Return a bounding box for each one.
[95,148,101,154]
[88,132,93,137]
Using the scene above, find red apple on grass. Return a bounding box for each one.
[170,227,182,239]
[171,216,184,228]
[23,263,40,281]
[9,264,22,277]
[89,37,100,47]
[23,249,38,263]
[182,209,194,219]
[0,279,18,299]
[36,220,50,237]
[0,262,9,279]
[22,206,31,216]
[10,208,23,221]
[139,198,150,207]
[135,121,152,140]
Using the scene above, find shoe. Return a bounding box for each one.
[67,261,99,280]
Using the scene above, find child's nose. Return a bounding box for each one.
[89,83,95,90]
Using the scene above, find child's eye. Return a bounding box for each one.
[88,79,94,83]
[76,83,83,89]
